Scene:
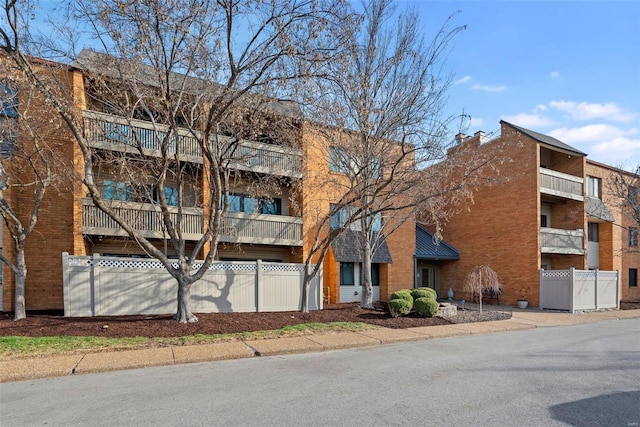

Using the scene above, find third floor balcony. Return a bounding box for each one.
[82,110,302,178]
[540,168,584,201]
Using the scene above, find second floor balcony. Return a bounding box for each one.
[82,199,303,247]
[82,110,302,178]
[540,227,584,255]
[540,168,584,201]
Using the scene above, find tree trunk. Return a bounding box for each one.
[175,277,198,323]
[13,247,27,320]
[301,270,311,313]
[361,241,373,309]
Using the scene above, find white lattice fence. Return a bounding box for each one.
[540,268,619,312]
[62,253,322,317]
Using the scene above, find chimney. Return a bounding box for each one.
[474,130,488,144]
[454,133,467,144]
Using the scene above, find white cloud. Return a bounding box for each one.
[590,136,640,165]
[548,125,640,167]
[471,83,507,92]
[548,124,638,143]
[548,100,637,122]
[500,113,554,128]
[454,75,472,85]
[549,71,561,79]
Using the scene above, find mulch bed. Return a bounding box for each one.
[0,303,508,338]
[3,301,637,339]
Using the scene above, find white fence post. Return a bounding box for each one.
[593,268,600,310]
[90,253,100,316]
[255,259,262,313]
[539,268,544,310]
[62,252,69,316]
[569,267,575,313]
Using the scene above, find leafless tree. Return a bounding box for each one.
[463,265,501,313]
[1,0,349,322]
[299,0,467,308]
[606,165,640,252]
[0,58,67,319]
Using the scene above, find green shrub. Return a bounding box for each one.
[417,287,438,300]
[411,288,437,301]
[414,297,439,317]
[388,298,412,318]
[390,289,414,305]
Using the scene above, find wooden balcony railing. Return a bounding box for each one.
[540,227,584,255]
[82,199,302,246]
[82,110,302,178]
[540,168,584,201]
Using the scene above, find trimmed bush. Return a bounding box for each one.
[414,297,439,317]
[411,288,437,301]
[417,287,438,300]
[388,298,412,318]
[390,290,414,305]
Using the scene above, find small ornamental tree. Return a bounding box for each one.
[463,265,501,313]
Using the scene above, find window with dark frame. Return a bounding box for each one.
[340,262,355,286]
[587,176,601,199]
[0,81,18,118]
[630,268,638,288]
[225,194,282,215]
[588,223,599,242]
[629,227,638,247]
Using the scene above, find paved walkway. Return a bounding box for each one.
[2,308,639,383]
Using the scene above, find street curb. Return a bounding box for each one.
[2,309,639,383]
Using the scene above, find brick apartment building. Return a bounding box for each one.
[433,121,639,306]
[0,50,415,312]
[2,51,637,314]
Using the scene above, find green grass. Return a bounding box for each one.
[0,321,373,358]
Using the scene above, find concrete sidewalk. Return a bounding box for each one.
[2,308,639,383]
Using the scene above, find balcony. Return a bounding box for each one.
[82,199,302,246]
[540,168,584,201]
[82,110,302,178]
[540,227,584,255]
[219,211,303,246]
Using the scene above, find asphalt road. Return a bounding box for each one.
[2,319,639,426]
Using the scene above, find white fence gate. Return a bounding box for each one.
[539,268,619,313]
[63,253,323,317]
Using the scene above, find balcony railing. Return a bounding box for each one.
[540,168,584,201]
[540,227,584,255]
[82,110,302,178]
[82,199,302,246]
[219,211,303,246]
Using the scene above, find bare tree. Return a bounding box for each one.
[299,0,466,308]
[607,166,640,252]
[0,58,67,319]
[463,265,501,313]
[2,0,349,322]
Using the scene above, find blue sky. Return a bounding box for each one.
[407,0,640,170]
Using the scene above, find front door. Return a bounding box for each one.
[419,265,440,296]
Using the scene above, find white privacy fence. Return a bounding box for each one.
[62,253,322,317]
[539,268,619,313]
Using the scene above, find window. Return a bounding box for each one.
[540,215,548,228]
[630,269,638,288]
[329,145,381,176]
[629,186,638,204]
[160,187,178,206]
[629,227,638,247]
[225,194,281,215]
[329,146,350,173]
[330,204,354,229]
[587,176,601,199]
[0,81,18,118]
[103,180,132,201]
[588,223,599,242]
[340,262,355,286]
